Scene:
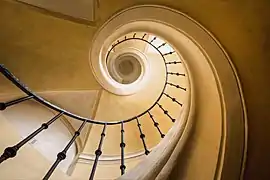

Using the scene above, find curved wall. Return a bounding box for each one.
[90,6,246,180]
[2,0,270,179]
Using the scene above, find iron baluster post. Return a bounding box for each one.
[120,121,126,175]
[43,119,88,180]
[163,51,175,56]
[148,111,165,138]
[163,93,183,106]
[167,72,185,76]
[0,112,64,164]
[0,95,34,110]
[157,42,166,49]
[167,82,187,91]
[89,124,107,180]
[142,33,147,39]
[136,117,150,155]
[165,61,182,65]
[150,37,157,44]
[157,103,176,122]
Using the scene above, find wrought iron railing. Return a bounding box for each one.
[0,33,187,179]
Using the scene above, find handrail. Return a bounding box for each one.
[105,35,170,123]
[0,34,184,125]
[0,64,109,125]
[0,33,187,179]
[104,34,186,122]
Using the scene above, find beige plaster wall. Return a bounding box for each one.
[94,1,270,179]
[0,90,101,179]
[0,0,101,93]
[0,0,270,179]
[0,90,100,149]
[38,90,100,147]
[16,0,95,22]
[0,113,74,180]
[1,101,77,173]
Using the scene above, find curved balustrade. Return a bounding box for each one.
[0,33,188,179]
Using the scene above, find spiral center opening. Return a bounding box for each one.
[108,54,142,84]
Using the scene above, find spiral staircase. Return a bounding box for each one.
[1,1,270,180]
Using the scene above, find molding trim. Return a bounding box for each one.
[92,5,247,180]
[6,0,97,26]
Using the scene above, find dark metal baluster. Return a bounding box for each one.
[125,36,127,40]
[167,82,187,91]
[167,72,185,76]
[120,121,126,175]
[111,44,116,51]
[0,95,34,110]
[89,124,107,180]
[133,33,136,38]
[142,33,147,39]
[157,42,166,49]
[157,103,176,122]
[150,37,157,44]
[0,112,64,164]
[165,61,182,65]
[43,119,88,180]
[163,93,183,106]
[148,111,165,138]
[136,117,150,155]
[163,51,175,56]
